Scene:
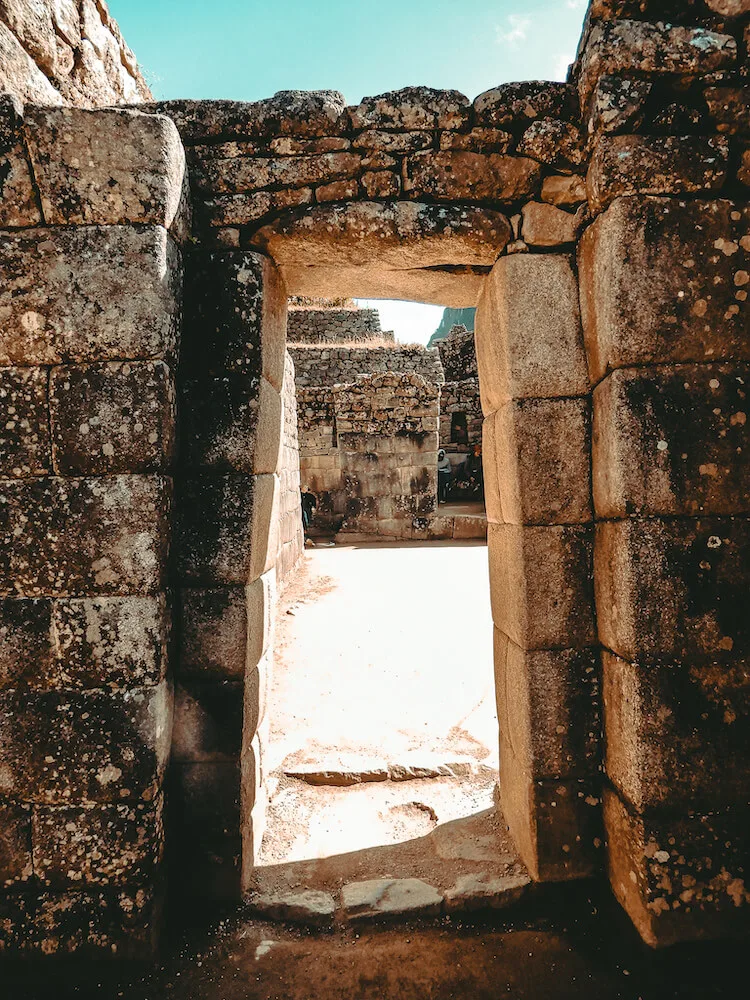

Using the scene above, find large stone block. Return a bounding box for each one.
[32,798,164,888]
[492,397,592,525]
[0,135,42,227]
[24,108,189,237]
[587,135,729,213]
[0,22,63,107]
[0,597,53,689]
[179,371,260,472]
[0,682,172,804]
[595,516,750,661]
[603,652,750,814]
[579,197,750,381]
[0,475,171,597]
[604,788,750,948]
[475,255,588,413]
[404,152,541,203]
[50,361,175,475]
[473,82,577,129]
[499,734,602,883]
[195,151,361,195]
[489,523,596,650]
[172,680,244,762]
[594,364,750,519]
[178,587,247,680]
[175,473,254,586]
[481,411,502,525]
[249,473,280,582]
[495,630,600,781]
[0,366,51,477]
[0,800,32,887]
[350,87,470,130]
[0,226,181,366]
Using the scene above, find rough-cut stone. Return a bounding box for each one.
[603,652,750,814]
[593,364,750,519]
[361,170,400,199]
[50,362,175,475]
[349,87,470,131]
[172,680,244,762]
[495,631,600,780]
[474,82,577,129]
[0,226,181,366]
[520,202,585,246]
[443,873,530,914]
[0,682,171,803]
[315,178,359,202]
[353,130,432,153]
[32,799,164,887]
[0,801,32,887]
[0,21,63,106]
[195,151,361,195]
[247,889,336,928]
[705,0,750,13]
[604,788,750,949]
[517,119,585,173]
[439,128,513,153]
[489,523,596,650]
[579,21,737,105]
[595,516,750,661]
[281,263,485,308]
[341,879,443,921]
[24,107,189,236]
[587,135,729,213]
[178,588,248,680]
[0,367,51,477]
[202,187,313,227]
[151,91,348,142]
[0,101,41,228]
[703,86,750,135]
[492,397,592,525]
[540,174,587,207]
[579,197,750,381]
[404,152,541,203]
[585,75,652,136]
[175,474,255,585]
[0,597,53,689]
[475,254,588,412]
[0,0,57,75]
[178,372,259,472]
[0,475,171,597]
[284,758,388,786]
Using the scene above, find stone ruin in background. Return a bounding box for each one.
[0,0,748,962]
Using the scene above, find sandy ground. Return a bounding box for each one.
[256,540,504,889]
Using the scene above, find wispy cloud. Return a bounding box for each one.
[496,14,532,48]
[566,0,587,8]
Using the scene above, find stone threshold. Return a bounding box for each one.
[283,754,490,786]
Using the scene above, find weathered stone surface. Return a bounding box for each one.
[284,758,388,786]
[595,516,750,661]
[50,362,175,475]
[179,372,260,472]
[0,0,57,74]
[439,128,513,153]
[489,523,596,650]
[52,596,168,690]
[492,397,592,526]
[604,652,750,814]
[350,87,470,131]
[0,21,62,106]
[579,21,737,105]
[474,82,577,129]
[475,254,588,412]
[579,197,750,381]
[587,135,729,213]
[593,364,750,519]
[361,170,400,199]
[585,75,652,136]
[517,119,585,173]
[0,801,32,887]
[341,879,443,921]
[24,107,189,236]
[0,597,53,689]
[0,104,41,227]
[443,873,530,914]
[0,475,171,597]
[0,226,181,366]
[178,588,247,680]
[269,136,350,155]
[353,129,432,153]
[495,631,600,780]
[540,174,587,207]
[172,680,244,762]
[32,799,164,887]
[0,682,171,803]
[404,152,541,203]
[195,151,361,195]
[152,91,348,142]
[175,474,254,585]
[705,0,750,13]
[0,367,50,477]
[703,85,750,135]
[604,788,750,949]
[315,178,359,202]
[251,201,511,271]
[202,187,313,227]
[520,202,585,246]
[247,889,336,928]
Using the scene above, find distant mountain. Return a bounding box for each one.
[427,307,476,348]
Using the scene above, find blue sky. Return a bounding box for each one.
[109,0,589,342]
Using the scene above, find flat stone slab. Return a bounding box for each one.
[341,879,443,922]
[443,874,531,914]
[247,890,336,928]
[284,756,388,786]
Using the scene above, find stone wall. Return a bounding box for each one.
[290,343,444,388]
[439,378,482,452]
[276,351,305,586]
[287,305,388,343]
[0,0,151,107]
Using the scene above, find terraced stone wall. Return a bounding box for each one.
[287,306,387,344]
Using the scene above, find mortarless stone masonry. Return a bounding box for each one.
[0,0,748,959]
